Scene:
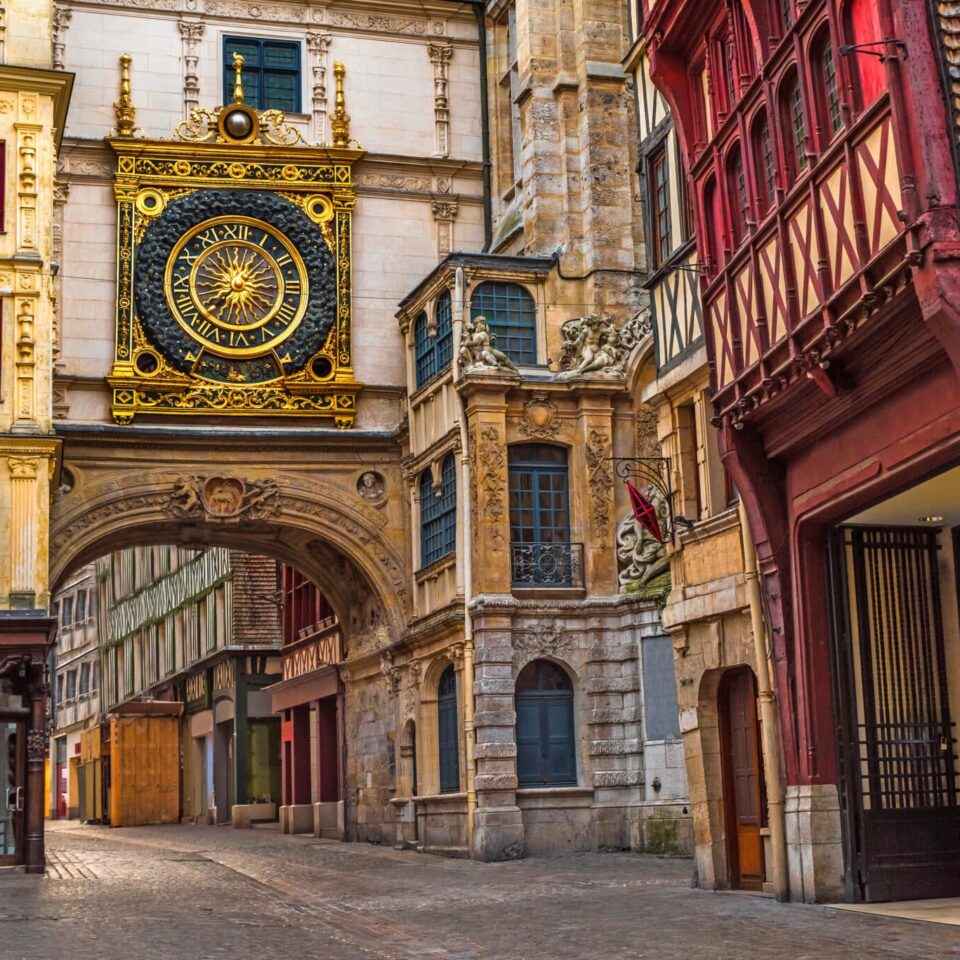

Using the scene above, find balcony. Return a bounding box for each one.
[511,542,584,589]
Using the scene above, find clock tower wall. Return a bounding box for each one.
[56,1,485,431]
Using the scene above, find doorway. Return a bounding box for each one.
[719,668,765,890]
[1,718,25,866]
[828,523,960,901]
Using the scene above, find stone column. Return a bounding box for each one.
[8,456,38,608]
[52,5,72,70]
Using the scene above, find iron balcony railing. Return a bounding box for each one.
[510,541,584,588]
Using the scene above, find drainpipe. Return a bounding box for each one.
[452,266,477,852]
[739,498,789,901]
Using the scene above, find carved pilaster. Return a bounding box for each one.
[0,5,6,65]
[8,457,39,601]
[428,43,453,157]
[467,412,510,594]
[52,5,72,70]
[431,197,458,260]
[178,19,204,116]
[16,120,38,256]
[14,296,36,427]
[306,32,332,145]
[52,179,69,373]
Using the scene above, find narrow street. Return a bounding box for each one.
[1,823,957,960]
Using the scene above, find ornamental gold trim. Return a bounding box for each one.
[109,124,363,426]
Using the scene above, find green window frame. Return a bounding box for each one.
[223,37,301,113]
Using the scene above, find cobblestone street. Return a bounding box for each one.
[0,822,958,960]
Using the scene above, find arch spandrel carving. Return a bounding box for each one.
[49,464,410,645]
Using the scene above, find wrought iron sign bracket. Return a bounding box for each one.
[610,457,696,543]
[839,38,907,62]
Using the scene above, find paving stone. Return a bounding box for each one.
[1,821,958,960]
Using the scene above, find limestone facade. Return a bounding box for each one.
[38,0,694,861]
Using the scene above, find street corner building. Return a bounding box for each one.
[0,0,699,872]
[637,0,960,904]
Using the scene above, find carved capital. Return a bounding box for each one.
[8,456,39,479]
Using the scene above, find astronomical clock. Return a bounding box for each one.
[108,57,361,426]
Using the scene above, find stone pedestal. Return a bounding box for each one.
[279,803,314,834]
[784,783,844,903]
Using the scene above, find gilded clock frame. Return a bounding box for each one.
[108,136,363,427]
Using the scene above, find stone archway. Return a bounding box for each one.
[49,427,410,653]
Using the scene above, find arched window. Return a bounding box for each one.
[437,664,459,793]
[726,143,748,247]
[470,281,537,365]
[780,70,808,184]
[516,660,576,786]
[812,28,843,145]
[843,0,885,111]
[420,453,457,568]
[752,112,776,216]
[702,175,723,272]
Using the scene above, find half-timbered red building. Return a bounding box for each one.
[643,0,960,902]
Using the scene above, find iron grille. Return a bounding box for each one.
[511,542,583,588]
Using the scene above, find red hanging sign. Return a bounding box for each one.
[626,481,665,543]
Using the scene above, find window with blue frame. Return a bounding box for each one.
[420,454,457,567]
[508,444,570,545]
[438,664,459,793]
[413,291,453,390]
[224,37,301,113]
[515,659,576,786]
[470,281,537,365]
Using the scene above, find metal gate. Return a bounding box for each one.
[828,525,960,902]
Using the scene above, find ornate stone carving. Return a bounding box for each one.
[616,491,669,594]
[52,5,72,70]
[8,457,39,479]
[14,298,36,423]
[513,619,576,663]
[380,650,402,693]
[473,424,507,557]
[449,642,465,666]
[164,476,280,520]
[554,314,629,381]
[326,11,436,36]
[27,729,47,762]
[585,430,613,549]
[178,19,204,116]
[428,43,454,157]
[618,309,652,353]
[306,32,333,145]
[357,173,433,193]
[459,315,521,375]
[519,392,560,440]
[431,197,458,258]
[357,471,386,502]
[175,106,305,146]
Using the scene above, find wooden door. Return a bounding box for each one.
[719,669,765,889]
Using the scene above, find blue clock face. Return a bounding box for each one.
[135,189,335,384]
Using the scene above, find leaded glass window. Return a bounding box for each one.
[414,311,437,389]
[508,444,570,545]
[223,37,301,113]
[822,41,843,135]
[470,282,537,365]
[420,454,457,568]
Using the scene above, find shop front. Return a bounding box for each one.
[267,620,344,839]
